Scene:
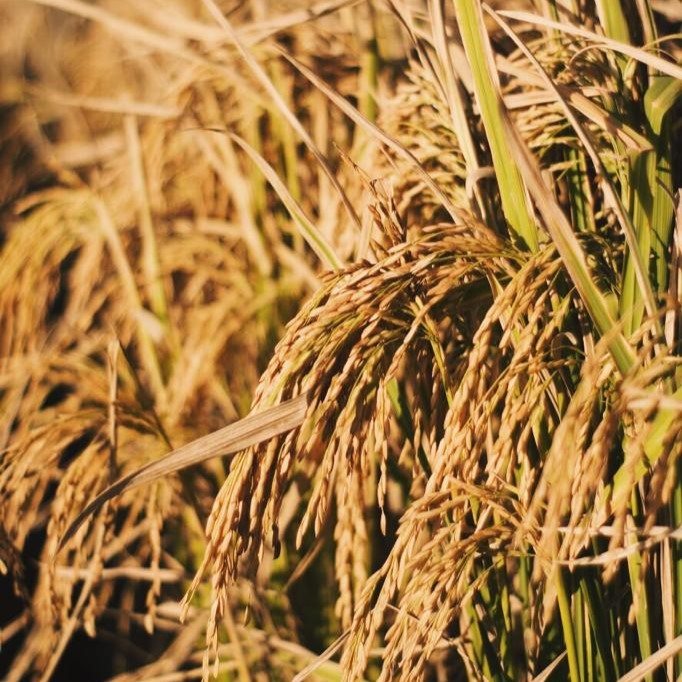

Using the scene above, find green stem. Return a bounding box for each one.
[673,463,682,677]
[556,569,581,682]
[580,574,619,681]
[452,0,538,251]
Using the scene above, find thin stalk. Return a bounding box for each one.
[673,468,682,676]
[556,568,581,682]
[242,99,267,219]
[469,595,508,680]
[496,567,513,676]
[124,115,169,327]
[580,574,619,681]
[267,60,302,203]
[565,148,596,234]
[94,198,165,405]
[586,627,595,682]
[231,133,343,271]
[626,512,653,682]
[643,82,677,295]
[574,587,586,682]
[619,152,653,337]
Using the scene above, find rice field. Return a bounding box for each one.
[0,0,681,680]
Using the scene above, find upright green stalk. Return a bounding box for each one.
[626,512,653,682]
[619,152,654,336]
[580,574,619,680]
[565,148,596,234]
[674,477,682,676]
[574,587,586,682]
[452,0,539,252]
[594,0,631,45]
[556,568,581,682]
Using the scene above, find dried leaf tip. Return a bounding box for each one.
[57,393,310,553]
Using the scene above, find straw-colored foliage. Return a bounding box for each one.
[1,0,681,681]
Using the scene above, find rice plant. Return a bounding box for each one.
[1,0,681,680]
